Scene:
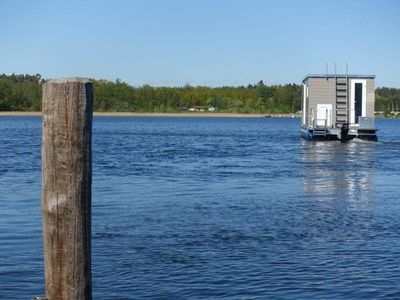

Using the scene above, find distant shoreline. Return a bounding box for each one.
[0,111,300,118]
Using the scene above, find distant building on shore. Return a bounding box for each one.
[188,106,205,112]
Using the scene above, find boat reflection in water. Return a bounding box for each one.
[301,139,376,205]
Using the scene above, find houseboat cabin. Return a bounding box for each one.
[301,74,377,141]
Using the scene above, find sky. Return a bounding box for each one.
[0,0,399,87]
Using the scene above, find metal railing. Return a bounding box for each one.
[358,117,375,129]
[311,108,332,128]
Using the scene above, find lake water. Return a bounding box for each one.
[1,116,400,299]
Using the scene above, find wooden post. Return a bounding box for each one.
[41,78,93,300]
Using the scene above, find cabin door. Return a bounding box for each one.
[316,104,332,127]
[355,83,363,123]
[350,79,366,124]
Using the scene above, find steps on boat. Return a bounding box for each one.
[335,77,348,128]
[313,128,328,137]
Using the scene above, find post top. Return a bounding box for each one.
[44,77,91,84]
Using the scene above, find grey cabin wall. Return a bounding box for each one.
[366,78,375,116]
[307,77,337,126]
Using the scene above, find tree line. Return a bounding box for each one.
[0,73,399,114]
[375,87,400,112]
[0,73,43,111]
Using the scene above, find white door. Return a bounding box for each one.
[316,104,332,127]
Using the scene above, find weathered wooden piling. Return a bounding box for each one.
[41,78,93,300]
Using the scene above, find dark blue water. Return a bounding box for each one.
[1,116,400,299]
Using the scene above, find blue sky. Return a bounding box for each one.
[1,0,399,87]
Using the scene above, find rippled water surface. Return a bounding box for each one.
[1,116,400,299]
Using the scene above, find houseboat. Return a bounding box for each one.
[301,74,378,141]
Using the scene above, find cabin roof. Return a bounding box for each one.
[303,74,375,83]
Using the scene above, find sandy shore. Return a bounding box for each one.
[0,111,300,118]
[0,111,42,116]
